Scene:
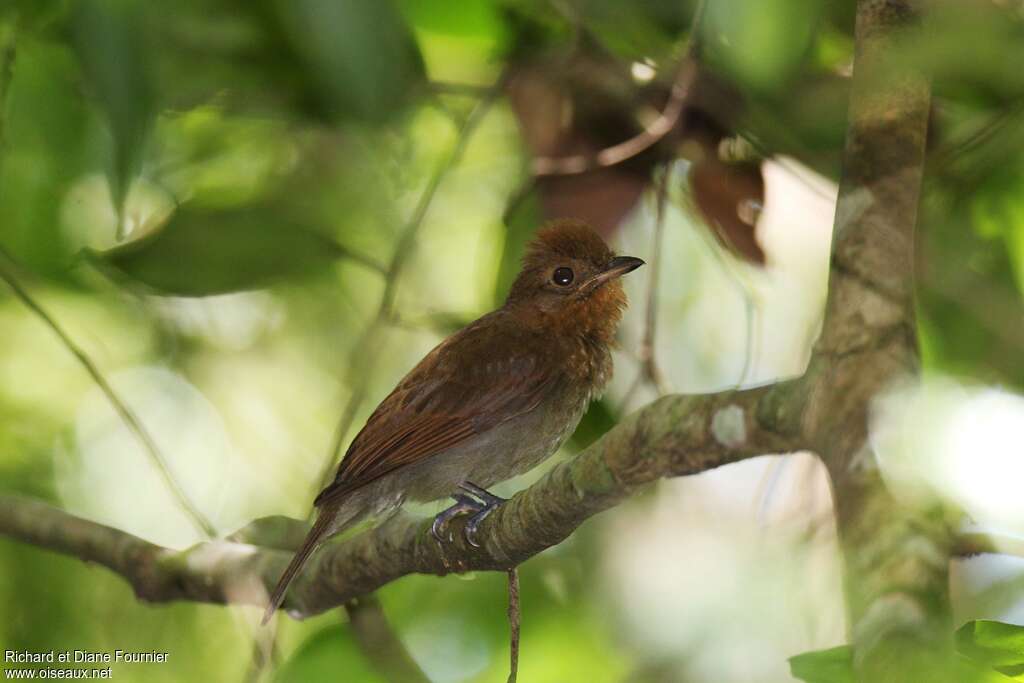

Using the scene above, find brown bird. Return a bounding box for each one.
[262,220,643,624]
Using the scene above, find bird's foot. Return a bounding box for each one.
[458,482,507,548]
[429,483,508,547]
[431,494,480,544]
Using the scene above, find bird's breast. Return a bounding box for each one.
[562,335,614,400]
[468,382,591,485]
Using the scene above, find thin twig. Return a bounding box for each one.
[688,0,708,57]
[506,567,521,683]
[335,248,388,278]
[679,190,763,387]
[530,0,706,177]
[641,167,671,393]
[928,98,1024,172]
[385,311,473,336]
[0,258,291,680]
[345,595,429,683]
[0,382,804,617]
[242,615,280,683]
[0,22,217,539]
[0,22,278,678]
[317,78,505,491]
[952,531,1024,559]
[320,318,381,491]
[380,82,503,318]
[731,271,759,387]
[0,249,217,538]
[622,165,672,407]
[531,60,696,177]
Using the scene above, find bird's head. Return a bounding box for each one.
[507,220,644,339]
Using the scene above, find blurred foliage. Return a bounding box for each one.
[0,0,1023,681]
[94,204,355,295]
[790,621,1024,682]
[274,624,386,683]
[789,645,853,683]
[705,0,821,92]
[958,620,1024,678]
[272,0,425,122]
[71,0,156,225]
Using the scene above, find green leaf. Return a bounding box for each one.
[958,621,1024,673]
[706,0,821,91]
[918,190,1024,390]
[955,654,1021,682]
[71,0,157,218]
[94,205,350,296]
[578,0,690,62]
[0,39,91,278]
[971,165,1024,295]
[273,624,386,683]
[397,0,504,39]
[790,638,1022,683]
[899,2,1024,105]
[789,645,854,683]
[273,0,424,123]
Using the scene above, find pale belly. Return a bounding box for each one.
[395,389,591,503]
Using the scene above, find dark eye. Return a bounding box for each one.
[552,267,574,286]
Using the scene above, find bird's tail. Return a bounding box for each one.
[261,509,335,625]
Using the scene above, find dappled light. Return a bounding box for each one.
[1,1,1023,682]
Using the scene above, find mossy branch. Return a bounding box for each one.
[0,382,802,618]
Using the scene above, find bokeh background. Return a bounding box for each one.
[1,0,1023,681]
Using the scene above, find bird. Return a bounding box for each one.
[262,219,643,624]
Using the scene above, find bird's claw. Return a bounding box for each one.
[431,494,479,544]
[430,482,507,547]
[464,506,497,547]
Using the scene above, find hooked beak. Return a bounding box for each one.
[577,255,645,296]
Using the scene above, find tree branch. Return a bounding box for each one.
[344,595,429,683]
[0,253,217,539]
[952,531,1024,560]
[801,1,953,678]
[530,0,706,177]
[0,5,953,676]
[0,381,804,618]
[530,59,696,177]
[1,35,214,534]
[625,164,672,404]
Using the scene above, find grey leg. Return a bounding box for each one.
[458,482,507,548]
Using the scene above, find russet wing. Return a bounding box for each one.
[313,313,561,507]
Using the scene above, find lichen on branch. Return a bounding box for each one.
[0,382,803,619]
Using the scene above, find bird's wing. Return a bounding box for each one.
[313,314,561,507]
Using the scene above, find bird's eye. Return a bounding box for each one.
[552,267,574,286]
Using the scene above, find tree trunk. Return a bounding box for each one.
[811,0,955,679]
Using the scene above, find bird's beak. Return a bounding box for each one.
[577,255,645,295]
[603,256,645,278]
